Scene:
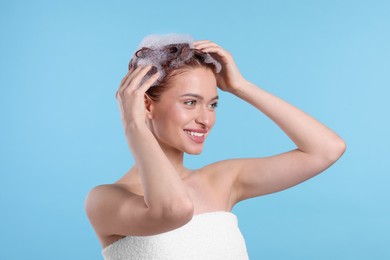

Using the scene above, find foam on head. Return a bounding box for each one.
[129,33,221,87]
[138,33,195,49]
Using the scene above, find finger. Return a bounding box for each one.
[198,47,232,65]
[128,66,136,74]
[119,67,136,87]
[117,67,137,99]
[118,66,142,93]
[123,65,147,87]
[122,65,152,93]
[197,46,227,56]
[193,40,212,44]
[127,65,154,89]
[122,66,155,96]
[117,66,147,99]
[115,67,141,99]
[194,41,220,48]
[194,42,220,49]
[137,71,160,93]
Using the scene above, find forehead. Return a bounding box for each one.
[164,67,217,97]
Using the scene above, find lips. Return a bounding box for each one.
[183,129,207,144]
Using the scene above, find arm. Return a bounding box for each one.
[194,41,346,202]
[125,123,194,215]
[229,80,346,200]
[232,81,346,160]
[117,67,192,215]
[85,66,193,238]
[118,65,194,216]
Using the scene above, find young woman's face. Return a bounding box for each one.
[148,67,218,154]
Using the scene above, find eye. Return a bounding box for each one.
[184,100,196,106]
[208,102,218,109]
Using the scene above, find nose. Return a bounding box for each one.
[195,107,213,128]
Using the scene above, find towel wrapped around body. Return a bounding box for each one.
[102,211,250,260]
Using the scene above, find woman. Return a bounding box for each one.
[85,33,346,259]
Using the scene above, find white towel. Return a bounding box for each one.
[102,211,250,260]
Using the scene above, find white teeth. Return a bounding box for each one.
[184,130,205,137]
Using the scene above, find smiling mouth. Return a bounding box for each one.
[183,129,207,144]
[183,130,205,137]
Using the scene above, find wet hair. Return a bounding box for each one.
[128,33,222,101]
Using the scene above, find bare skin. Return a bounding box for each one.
[85,40,346,249]
[98,67,233,248]
[105,164,235,248]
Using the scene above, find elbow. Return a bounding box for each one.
[174,199,194,219]
[177,200,195,223]
[160,199,194,222]
[325,138,347,163]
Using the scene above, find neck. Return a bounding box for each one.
[158,139,186,175]
[129,139,190,184]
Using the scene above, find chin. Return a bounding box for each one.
[186,149,203,155]
[183,145,204,155]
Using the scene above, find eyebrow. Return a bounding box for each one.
[180,93,219,101]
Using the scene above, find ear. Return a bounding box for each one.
[144,94,154,120]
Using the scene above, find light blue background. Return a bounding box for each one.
[1,0,389,259]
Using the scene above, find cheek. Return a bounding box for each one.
[207,112,216,130]
[211,113,216,126]
[166,104,192,124]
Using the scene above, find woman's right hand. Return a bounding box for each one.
[115,65,159,131]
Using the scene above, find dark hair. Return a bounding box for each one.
[128,43,220,101]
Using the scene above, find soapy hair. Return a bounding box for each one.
[128,33,222,101]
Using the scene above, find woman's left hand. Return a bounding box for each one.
[193,40,246,93]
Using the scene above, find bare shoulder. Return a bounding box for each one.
[84,184,137,234]
[199,158,243,184]
[85,183,135,207]
[197,159,243,208]
[85,182,141,217]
